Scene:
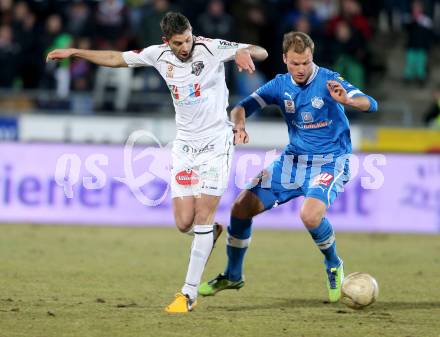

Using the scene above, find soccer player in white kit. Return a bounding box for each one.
[47,12,268,313]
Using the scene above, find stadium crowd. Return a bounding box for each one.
[0,0,438,114]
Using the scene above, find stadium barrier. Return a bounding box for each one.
[0,142,438,233]
[18,114,361,150]
[361,127,440,153]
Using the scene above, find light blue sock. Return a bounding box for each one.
[224,217,252,281]
[308,218,341,269]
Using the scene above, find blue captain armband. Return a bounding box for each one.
[238,94,264,117]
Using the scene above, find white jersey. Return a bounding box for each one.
[122,37,249,140]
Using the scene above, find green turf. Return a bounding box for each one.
[1,224,439,337]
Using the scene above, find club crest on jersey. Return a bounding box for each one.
[284,100,295,113]
[191,61,204,76]
[311,96,324,109]
[301,111,314,123]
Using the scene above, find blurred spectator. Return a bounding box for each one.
[65,1,93,38]
[0,0,14,26]
[423,86,440,128]
[12,1,43,88]
[281,0,322,34]
[126,0,152,34]
[382,0,410,32]
[325,0,374,87]
[403,0,433,85]
[0,24,18,87]
[71,37,93,92]
[138,0,172,46]
[197,0,234,40]
[70,37,94,114]
[93,66,133,112]
[332,20,366,89]
[313,0,338,22]
[231,1,267,45]
[92,0,133,111]
[327,0,372,41]
[230,1,269,92]
[94,0,130,51]
[282,1,328,66]
[175,0,206,24]
[41,14,73,98]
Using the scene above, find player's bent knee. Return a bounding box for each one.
[231,191,263,219]
[300,209,323,229]
[175,216,195,233]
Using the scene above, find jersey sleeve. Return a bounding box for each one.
[238,76,280,117]
[330,72,378,112]
[122,45,163,67]
[208,39,250,63]
[330,72,365,98]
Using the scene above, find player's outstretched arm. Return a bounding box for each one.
[326,80,378,112]
[246,45,268,61]
[46,48,128,68]
[231,106,249,145]
[235,45,268,74]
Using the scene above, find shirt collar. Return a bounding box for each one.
[290,63,319,86]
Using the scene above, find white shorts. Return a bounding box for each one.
[171,128,234,198]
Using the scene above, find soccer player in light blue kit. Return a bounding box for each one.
[199,31,378,302]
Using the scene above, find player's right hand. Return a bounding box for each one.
[46,48,75,62]
[232,127,249,145]
[235,49,255,74]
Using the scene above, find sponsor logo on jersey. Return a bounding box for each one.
[182,144,214,154]
[284,100,295,113]
[294,120,331,129]
[168,85,179,99]
[311,96,324,109]
[301,111,314,123]
[311,172,334,187]
[175,169,199,186]
[196,36,212,42]
[191,61,204,76]
[218,40,239,49]
[189,83,201,97]
[166,64,174,78]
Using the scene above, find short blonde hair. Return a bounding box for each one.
[282,31,314,54]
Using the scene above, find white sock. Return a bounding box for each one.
[181,224,214,300]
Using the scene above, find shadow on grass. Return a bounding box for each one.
[206,297,440,312]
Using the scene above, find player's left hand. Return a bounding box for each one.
[327,80,351,105]
[232,127,249,145]
[235,49,255,74]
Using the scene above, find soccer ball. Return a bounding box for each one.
[340,272,379,310]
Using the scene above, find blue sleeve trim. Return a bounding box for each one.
[238,95,261,117]
[366,95,378,113]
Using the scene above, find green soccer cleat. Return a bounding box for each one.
[198,274,245,296]
[326,261,344,303]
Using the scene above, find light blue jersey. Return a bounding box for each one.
[238,64,378,208]
[240,64,377,156]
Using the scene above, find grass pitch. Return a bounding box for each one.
[1,224,439,337]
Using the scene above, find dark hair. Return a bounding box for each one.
[160,12,191,39]
[282,31,314,54]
